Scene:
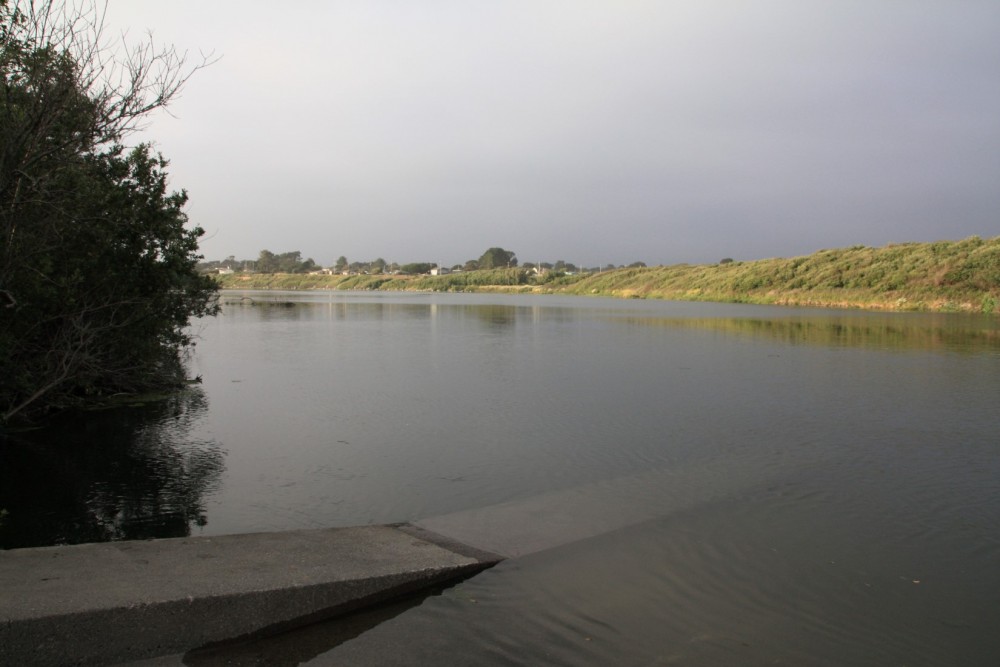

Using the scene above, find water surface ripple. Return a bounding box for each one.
[3,292,998,665]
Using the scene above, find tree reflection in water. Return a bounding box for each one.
[0,389,224,549]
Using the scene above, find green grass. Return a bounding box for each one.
[214,237,1000,314]
[561,236,1000,313]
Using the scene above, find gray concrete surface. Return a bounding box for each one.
[0,524,501,666]
[415,457,780,558]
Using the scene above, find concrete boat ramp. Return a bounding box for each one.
[2,458,775,665]
[0,524,501,666]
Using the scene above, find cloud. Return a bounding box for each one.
[106,1,1000,266]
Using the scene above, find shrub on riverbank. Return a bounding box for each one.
[410,268,531,290]
[1,2,216,423]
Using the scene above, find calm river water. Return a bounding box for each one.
[3,291,999,665]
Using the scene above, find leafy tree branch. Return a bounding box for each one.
[1,1,218,422]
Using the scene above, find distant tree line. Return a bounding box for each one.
[255,250,316,273]
[198,246,649,276]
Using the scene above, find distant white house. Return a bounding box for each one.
[430,266,451,276]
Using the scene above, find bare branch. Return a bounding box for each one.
[7,0,217,144]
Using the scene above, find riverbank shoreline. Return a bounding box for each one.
[210,237,1000,315]
[215,280,995,316]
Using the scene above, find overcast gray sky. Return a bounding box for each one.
[105,1,1000,267]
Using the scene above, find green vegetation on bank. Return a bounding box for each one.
[1,2,216,423]
[561,236,1000,313]
[216,237,1000,314]
[216,268,534,291]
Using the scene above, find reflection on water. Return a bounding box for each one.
[470,304,518,329]
[4,291,1000,665]
[221,291,1000,354]
[195,292,1000,666]
[0,389,224,549]
[617,313,1000,352]
[221,295,527,330]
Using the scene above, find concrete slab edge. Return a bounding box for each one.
[393,523,505,564]
[1,524,503,666]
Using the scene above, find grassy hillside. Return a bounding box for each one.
[561,236,1000,313]
[215,237,1000,314]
